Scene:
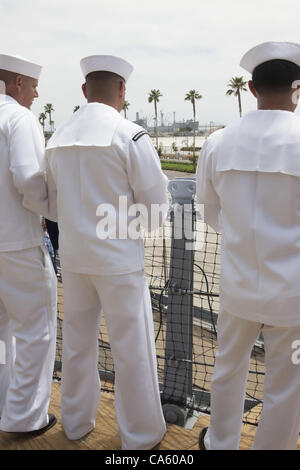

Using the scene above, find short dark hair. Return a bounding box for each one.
[0,69,17,85]
[86,70,124,83]
[252,59,300,94]
[85,70,125,101]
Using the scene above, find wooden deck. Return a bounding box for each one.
[0,381,299,450]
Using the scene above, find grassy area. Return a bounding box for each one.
[161,161,196,173]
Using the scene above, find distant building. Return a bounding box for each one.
[147,119,199,135]
[132,112,223,137]
[172,119,199,133]
[134,112,148,129]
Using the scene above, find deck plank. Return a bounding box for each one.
[0,382,298,450]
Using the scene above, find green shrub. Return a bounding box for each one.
[180,146,202,151]
[161,161,195,173]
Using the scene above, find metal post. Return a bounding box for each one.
[162,178,196,426]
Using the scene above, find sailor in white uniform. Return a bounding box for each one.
[0,54,57,433]
[197,42,300,450]
[46,55,168,449]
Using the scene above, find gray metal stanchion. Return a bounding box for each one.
[162,178,196,426]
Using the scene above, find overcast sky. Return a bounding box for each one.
[1,0,300,128]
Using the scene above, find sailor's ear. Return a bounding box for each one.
[82,82,87,99]
[120,80,125,97]
[248,80,257,98]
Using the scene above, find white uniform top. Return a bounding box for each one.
[46,103,169,276]
[0,95,50,252]
[197,110,300,327]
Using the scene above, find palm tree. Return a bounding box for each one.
[73,105,80,113]
[226,77,247,117]
[44,103,55,130]
[38,112,47,131]
[148,89,162,151]
[185,90,202,170]
[122,100,130,119]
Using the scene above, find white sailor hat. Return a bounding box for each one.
[0,54,42,80]
[240,41,300,74]
[80,55,133,82]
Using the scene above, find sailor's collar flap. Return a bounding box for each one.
[215,110,300,178]
[0,94,19,107]
[47,103,123,149]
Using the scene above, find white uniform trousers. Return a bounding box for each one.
[61,269,166,450]
[0,246,57,431]
[204,310,300,450]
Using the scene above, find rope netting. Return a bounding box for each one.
[52,194,265,427]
